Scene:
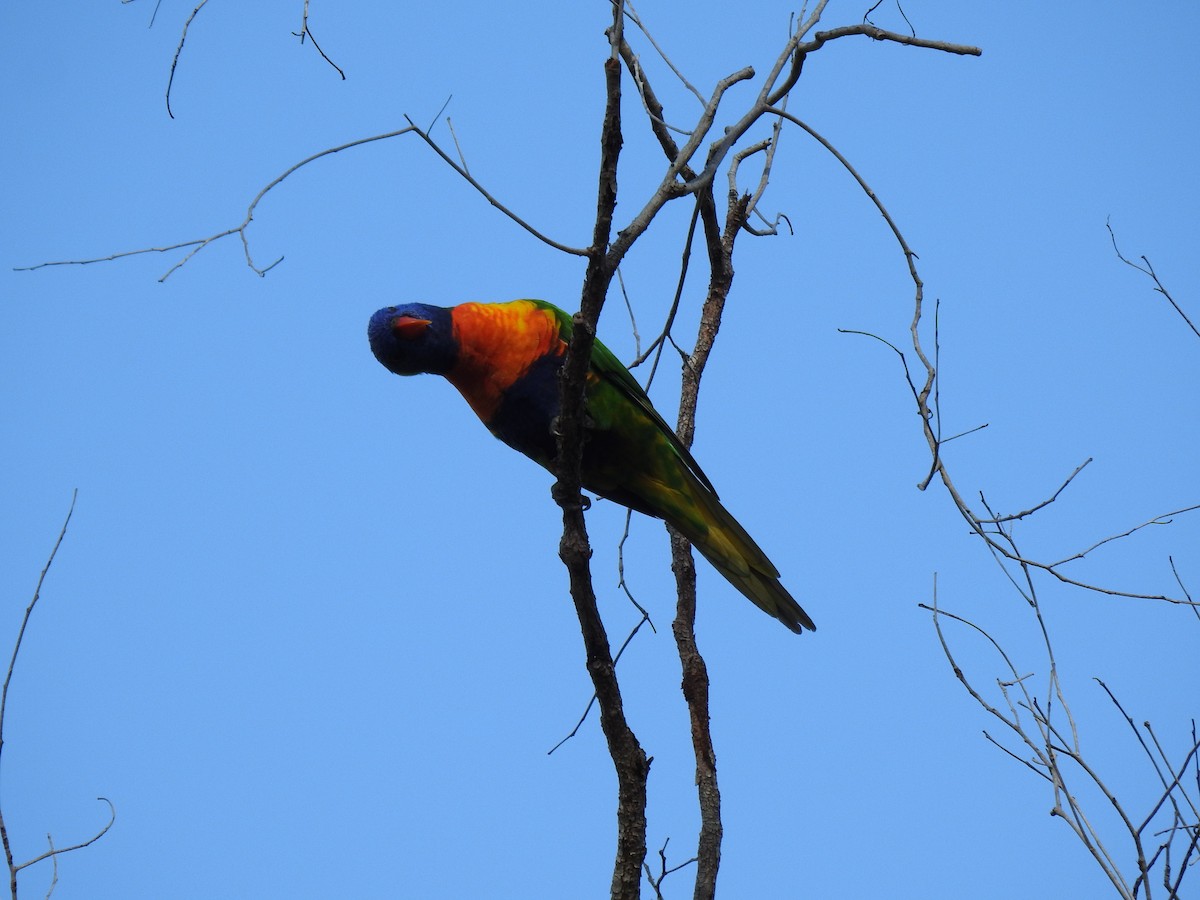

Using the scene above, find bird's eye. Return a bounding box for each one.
[391,315,432,340]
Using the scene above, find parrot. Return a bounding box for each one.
[367,299,815,634]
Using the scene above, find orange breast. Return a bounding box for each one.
[447,301,566,422]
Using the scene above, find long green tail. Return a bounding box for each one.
[672,476,815,634]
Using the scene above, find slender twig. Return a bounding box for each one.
[0,494,78,763]
[292,0,346,79]
[939,422,989,444]
[121,0,163,27]
[1,493,101,899]
[1108,219,1198,340]
[403,117,587,257]
[446,117,470,176]
[1167,557,1199,624]
[643,837,699,900]
[1047,505,1200,570]
[801,108,1198,607]
[16,127,417,280]
[545,503,659,761]
[632,200,701,389]
[977,459,1093,524]
[863,0,915,36]
[13,800,115,878]
[546,609,653,757]
[165,1,209,119]
[923,597,1144,897]
[41,833,56,900]
[621,0,705,106]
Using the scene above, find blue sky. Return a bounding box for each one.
[3,3,1198,898]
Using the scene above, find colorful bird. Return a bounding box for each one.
[368,299,814,634]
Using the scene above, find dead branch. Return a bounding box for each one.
[12,800,116,884]
[293,0,345,79]
[401,118,589,257]
[547,604,654,757]
[167,2,345,118]
[0,493,115,899]
[775,107,1199,608]
[977,459,1093,524]
[1047,505,1200,570]
[1167,558,1199,624]
[1108,219,1198,341]
[920,595,1200,898]
[166,1,209,119]
[784,27,1196,889]
[622,1,706,109]
[551,10,651,899]
[14,127,417,281]
[644,837,698,900]
[122,0,164,28]
[801,23,982,58]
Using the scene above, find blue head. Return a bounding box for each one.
[368,303,457,376]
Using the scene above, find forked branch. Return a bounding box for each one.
[15,127,418,281]
[1108,220,1198,341]
[1,492,116,899]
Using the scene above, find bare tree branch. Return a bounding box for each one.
[0,493,115,899]
[15,127,417,280]
[777,105,1199,609]
[801,22,982,58]
[977,459,1093,524]
[401,118,590,257]
[165,1,209,119]
[546,606,653,757]
[550,10,652,899]
[644,837,698,900]
[621,0,706,108]
[13,800,116,880]
[919,594,1194,899]
[781,28,1198,890]
[1108,219,1198,341]
[293,0,346,79]
[121,0,164,28]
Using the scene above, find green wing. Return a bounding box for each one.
[529,299,814,633]
[531,299,717,496]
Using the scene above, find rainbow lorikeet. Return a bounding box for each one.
[367,299,814,634]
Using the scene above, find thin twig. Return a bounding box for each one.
[292,1,346,79]
[165,0,209,119]
[815,102,1198,607]
[446,117,470,176]
[1,494,102,899]
[545,609,652,757]
[41,833,56,900]
[14,800,116,878]
[0,493,78,760]
[1167,557,1199,624]
[1048,505,1200,570]
[643,837,699,899]
[1108,219,1198,340]
[16,127,418,280]
[923,598,1144,897]
[977,459,1093,524]
[621,0,705,106]
[404,117,588,257]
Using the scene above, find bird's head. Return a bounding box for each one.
[368,303,457,376]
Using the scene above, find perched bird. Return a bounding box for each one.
[368,299,814,634]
